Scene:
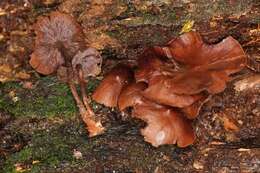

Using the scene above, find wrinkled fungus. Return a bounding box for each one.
[133,102,195,147]
[30,11,104,137]
[93,31,246,147]
[118,82,147,111]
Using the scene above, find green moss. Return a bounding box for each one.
[0,77,76,118]
[2,137,72,173]
[0,77,99,118]
[2,147,33,173]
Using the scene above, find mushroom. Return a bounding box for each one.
[151,31,246,95]
[92,65,134,107]
[157,31,246,68]
[29,11,104,137]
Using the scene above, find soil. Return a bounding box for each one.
[0,0,259,173]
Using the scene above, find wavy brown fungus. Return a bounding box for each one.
[30,11,104,137]
[93,31,246,147]
[92,65,134,107]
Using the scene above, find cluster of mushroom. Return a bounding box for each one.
[29,11,104,136]
[92,32,246,147]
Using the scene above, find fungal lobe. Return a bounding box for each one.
[153,31,246,95]
[92,31,246,147]
[118,82,147,111]
[92,65,134,107]
[133,99,195,147]
[117,82,195,147]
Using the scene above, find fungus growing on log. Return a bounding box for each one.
[118,82,147,111]
[92,65,134,107]
[93,31,246,147]
[30,11,104,137]
[117,81,195,147]
[133,103,195,147]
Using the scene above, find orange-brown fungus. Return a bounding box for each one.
[92,65,134,107]
[118,82,147,111]
[117,82,195,147]
[90,31,247,147]
[153,31,246,95]
[133,99,195,147]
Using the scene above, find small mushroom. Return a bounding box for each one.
[29,11,104,137]
[92,65,134,107]
[30,11,85,75]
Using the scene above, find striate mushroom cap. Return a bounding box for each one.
[72,47,102,78]
[30,11,86,75]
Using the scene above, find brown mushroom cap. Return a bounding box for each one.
[115,80,196,147]
[92,65,134,107]
[133,99,195,147]
[72,48,102,78]
[34,11,85,56]
[30,46,65,75]
[30,11,86,75]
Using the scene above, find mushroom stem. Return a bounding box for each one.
[68,80,104,137]
[78,68,95,117]
[68,82,88,120]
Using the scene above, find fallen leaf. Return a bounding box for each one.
[180,20,194,34]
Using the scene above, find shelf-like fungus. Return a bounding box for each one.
[92,65,134,107]
[93,31,246,147]
[30,11,104,137]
